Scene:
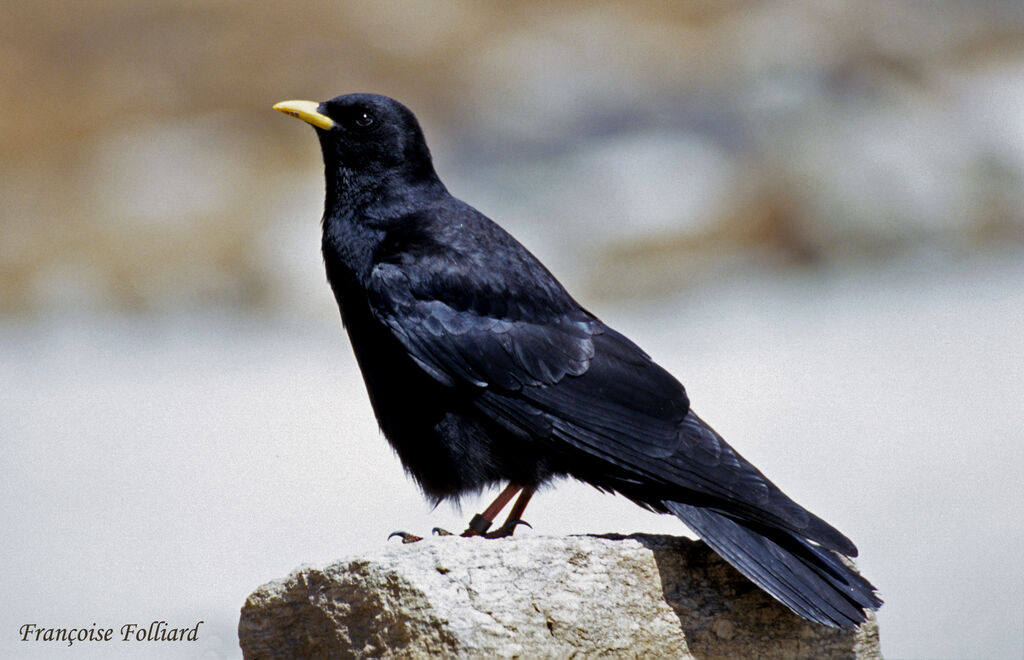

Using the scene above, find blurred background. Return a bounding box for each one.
[2,1,1022,658]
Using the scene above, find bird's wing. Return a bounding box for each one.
[368,259,600,390]
[367,249,689,454]
[367,255,852,553]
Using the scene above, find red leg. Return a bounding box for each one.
[484,485,536,538]
[429,483,537,539]
[504,485,535,527]
[461,482,523,536]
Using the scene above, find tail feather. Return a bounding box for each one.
[664,500,881,628]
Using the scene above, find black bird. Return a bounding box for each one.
[273,93,881,628]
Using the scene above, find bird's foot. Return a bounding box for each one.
[481,519,532,539]
[387,531,423,543]
[453,518,532,539]
[397,484,536,542]
[430,518,531,539]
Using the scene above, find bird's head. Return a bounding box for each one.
[274,93,438,196]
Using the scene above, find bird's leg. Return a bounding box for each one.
[463,482,523,536]
[432,482,536,539]
[483,485,536,538]
[433,482,523,537]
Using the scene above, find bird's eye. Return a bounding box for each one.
[354,111,375,128]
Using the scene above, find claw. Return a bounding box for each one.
[432,527,454,536]
[483,519,532,539]
[452,484,537,539]
[387,531,423,543]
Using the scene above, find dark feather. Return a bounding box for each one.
[279,92,881,627]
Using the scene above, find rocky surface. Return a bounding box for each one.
[239,534,881,659]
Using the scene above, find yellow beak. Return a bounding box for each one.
[273,100,335,131]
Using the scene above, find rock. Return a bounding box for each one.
[238,534,881,659]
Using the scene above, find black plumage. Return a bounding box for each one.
[274,93,881,628]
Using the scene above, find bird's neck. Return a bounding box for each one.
[319,164,448,286]
[323,165,446,226]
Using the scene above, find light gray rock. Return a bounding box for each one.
[239,534,881,659]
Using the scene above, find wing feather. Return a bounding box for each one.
[367,246,854,554]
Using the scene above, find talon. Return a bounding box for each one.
[484,519,532,539]
[387,531,423,543]
[432,527,453,536]
[455,484,537,539]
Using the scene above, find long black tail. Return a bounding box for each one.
[664,500,882,628]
